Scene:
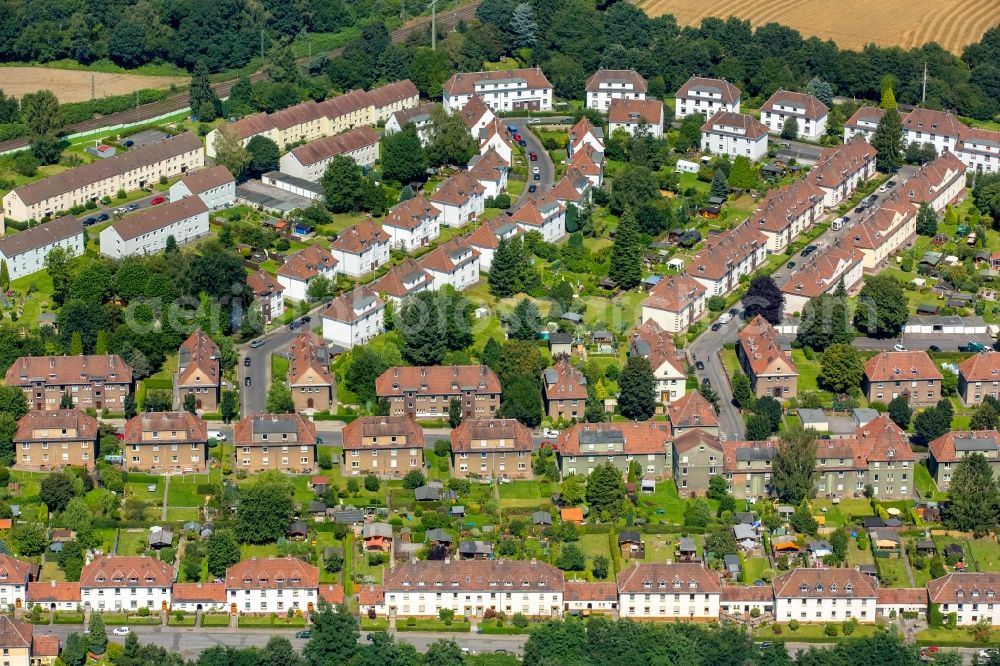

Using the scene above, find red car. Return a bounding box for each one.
[150,196,166,205]
[529,152,538,161]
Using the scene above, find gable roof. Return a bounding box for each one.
[675,77,741,104]
[780,242,864,299]
[321,284,384,324]
[287,126,379,167]
[508,194,564,228]
[80,555,174,588]
[232,413,316,447]
[443,68,553,96]
[452,418,532,452]
[863,350,942,382]
[672,428,723,454]
[616,563,721,594]
[226,557,319,590]
[176,329,220,388]
[549,169,589,203]
[6,354,132,387]
[608,98,664,126]
[749,178,825,233]
[702,111,768,140]
[761,90,829,121]
[372,258,432,298]
[287,331,332,387]
[389,102,439,127]
[586,69,647,93]
[464,215,523,251]
[667,391,719,430]
[123,411,208,444]
[418,237,479,274]
[376,365,500,398]
[0,215,82,259]
[564,580,618,602]
[959,351,1000,381]
[903,107,967,137]
[385,559,564,593]
[929,430,1000,463]
[13,409,98,443]
[557,421,670,456]
[331,219,390,254]
[642,273,706,313]
[172,582,226,602]
[632,319,685,377]
[383,193,441,230]
[0,554,37,585]
[178,165,234,194]
[542,359,588,401]
[807,139,877,190]
[722,440,779,472]
[845,106,885,130]
[928,572,1000,603]
[738,315,797,377]
[277,245,338,281]
[342,416,425,450]
[772,568,877,599]
[429,171,485,207]
[686,222,766,282]
[248,269,285,297]
[468,148,510,180]
[0,617,32,649]
[107,196,207,242]
[459,95,493,129]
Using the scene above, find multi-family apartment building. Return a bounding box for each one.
[0,216,84,281]
[384,102,439,146]
[26,580,79,612]
[760,90,829,140]
[567,118,604,160]
[749,178,826,253]
[630,319,686,404]
[928,573,1000,626]
[738,316,798,399]
[225,558,319,616]
[287,331,333,413]
[371,258,433,307]
[862,351,942,406]
[442,68,554,113]
[458,96,496,137]
[608,99,664,138]
[686,222,768,297]
[122,411,209,474]
[780,242,865,314]
[476,118,513,165]
[928,430,1000,491]
[376,365,501,420]
[279,126,380,182]
[848,199,915,272]
[958,352,1000,405]
[382,194,442,251]
[277,245,338,302]
[232,413,317,473]
[429,172,486,228]
[330,220,391,278]
[902,107,964,155]
[174,329,220,413]
[13,409,99,472]
[557,422,672,479]
[167,165,235,210]
[844,106,886,143]
[463,216,523,272]
[80,556,173,612]
[640,273,707,333]
[0,554,37,611]
[667,392,720,437]
[853,414,914,499]
[99,197,209,258]
[247,269,285,325]
[542,359,588,423]
[674,77,741,120]
[672,430,724,497]
[722,439,778,499]
[418,237,480,292]
[467,148,510,200]
[320,285,385,351]
[6,355,132,413]
[585,69,647,110]
[508,194,566,244]
[616,563,721,620]
[3,132,204,222]
[0,616,47,666]
[701,112,768,161]
[806,140,878,208]
[341,416,424,478]
[956,128,1000,174]
[773,569,877,623]
[451,418,533,480]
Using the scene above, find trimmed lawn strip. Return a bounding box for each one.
[361,618,389,631]
[397,618,471,632]
[238,615,307,628]
[167,615,197,626]
[754,623,880,642]
[123,616,162,625]
[201,614,231,626]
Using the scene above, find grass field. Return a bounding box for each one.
[638,0,1000,53]
[579,534,615,580]
[0,67,186,103]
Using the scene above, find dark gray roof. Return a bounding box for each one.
[532,511,552,525]
[808,540,833,552]
[288,521,308,534]
[414,486,441,501]
[333,510,365,524]
[618,531,641,544]
[425,528,453,543]
[955,437,997,452]
[735,446,777,462]
[0,216,82,258]
[458,540,493,555]
[678,537,697,552]
[579,430,625,446]
[724,554,741,569]
[549,333,574,344]
[308,501,327,513]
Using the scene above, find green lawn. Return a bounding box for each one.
[917,627,1000,647]
[238,615,307,628]
[498,481,550,500]
[965,537,1000,572]
[755,623,879,642]
[790,349,823,393]
[116,530,149,556]
[165,507,201,521]
[876,555,913,587]
[201,614,231,626]
[271,354,289,385]
[166,475,211,507]
[741,557,770,584]
[578,534,615,581]
[914,462,947,501]
[397,618,471,632]
[639,480,688,524]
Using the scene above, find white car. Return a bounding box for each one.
[207,430,227,441]
[718,312,733,324]
[542,428,560,438]
[893,344,907,352]
[112,627,130,636]
[532,166,540,174]
[979,649,998,661]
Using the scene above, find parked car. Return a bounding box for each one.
[963,341,988,352]
[701,377,711,387]
[718,312,733,324]
[710,323,722,332]
[518,139,527,147]
[695,361,705,371]
[301,316,311,323]
[126,203,140,211]
[978,649,998,661]
[290,320,302,330]
[893,343,907,352]
[244,357,251,367]
[295,630,312,639]
[532,166,540,175]
[928,344,941,353]
[83,217,97,226]
[97,213,110,222]
[529,152,538,161]
[249,339,266,349]
[112,627,130,636]
[729,308,739,316]
[542,427,560,438]
[787,261,796,269]
[244,377,252,387]
[528,184,537,193]
[207,430,226,441]
[150,196,166,205]
[533,172,540,180]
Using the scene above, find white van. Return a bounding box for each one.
[718,312,733,324]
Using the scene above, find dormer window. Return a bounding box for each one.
[799,584,808,593]
[830,584,838,593]
[643,580,652,589]
[844,583,853,592]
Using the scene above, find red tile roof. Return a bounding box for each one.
[738,315,797,377]
[632,319,685,377]
[616,563,721,594]
[854,413,913,462]
[903,107,967,138]
[176,329,220,388]
[358,585,384,606]
[277,245,338,281]
[772,568,877,599]
[418,237,479,274]
[463,216,523,251]
[80,555,174,588]
[608,98,663,126]
[543,359,588,402]
[123,411,207,444]
[383,193,441,231]
[702,111,768,140]
[928,572,1000,604]
[179,165,234,194]
[586,69,647,93]
[548,169,589,203]
[385,559,564,592]
[864,351,942,382]
[721,585,773,602]
[320,584,345,604]
[675,77,741,105]
[248,269,284,297]
[761,90,828,121]
[564,580,618,601]
[443,68,553,96]
[561,507,584,523]
[287,126,379,167]
[876,587,927,605]
[959,351,1000,381]
[468,148,510,180]
[929,430,1000,463]
[667,391,719,430]
[14,409,98,443]
[287,331,333,387]
[27,580,79,603]
[32,633,59,657]
[320,285,384,324]
[672,428,723,454]
[899,151,966,208]
[372,258,432,298]
[686,222,766,282]
[642,273,706,314]
[845,106,885,130]
[331,219,390,254]
[459,96,493,130]
[508,194,564,228]
[232,413,316,447]
[376,365,500,399]
[748,178,825,233]
[429,171,484,207]
[226,557,319,590]
[557,421,670,456]
[6,354,132,388]
[780,242,864,299]
[0,617,32,649]
[342,416,425,450]
[451,418,532,453]
[0,554,36,584]
[172,582,226,602]
[807,139,877,190]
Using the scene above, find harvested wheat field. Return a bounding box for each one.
[0,67,186,103]
[639,0,1000,53]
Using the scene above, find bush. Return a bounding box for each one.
[771,624,783,635]
[750,607,761,618]
[159,175,168,185]
[137,607,150,617]
[406,616,416,626]
[512,613,529,628]
[318,453,333,470]
[788,619,800,631]
[825,623,839,637]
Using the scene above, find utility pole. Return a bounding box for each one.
[922,62,927,104]
[430,0,437,49]
[261,29,265,62]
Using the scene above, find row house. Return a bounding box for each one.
[206,80,418,157]
[667,392,720,438]
[674,77,741,120]
[372,258,433,307]
[458,96,496,137]
[277,245,338,302]
[749,178,826,253]
[287,330,334,414]
[721,586,774,617]
[877,588,930,620]
[607,98,664,138]
[225,558,319,616]
[13,409,99,472]
[928,573,1000,626]
[232,413,316,474]
[0,555,37,611]
[862,350,942,407]
[738,315,798,399]
[384,102,439,146]
[451,418,533,480]
[3,132,204,223]
[773,569,877,624]
[376,365,501,420]
[899,150,968,215]
[928,430,1000,491]
[760,90,829,140]
[99,197,209,259]
[640,273,707,333]
[171,583,227,614]
[467,148,509,200]
[806,139,878,208]
[902,107,965,156]
[430,172,486,228]
[686,222,768,296]
[549,168,590,211]
[848,199,915,272]
[341,416,425,478]
[167,165,236,210]
[780,242,865,314]
[122,411,208,474]
[844,106,886,143]
[564,581,619,614]
[384,559,564,618]
[958,351,1000,405]
[630,319,686,405]
[616,563,721,620]
[382,194,442,251]
[701,111,769,161]
[278,126,380,182]
[464,216,523,272]
[0,216,83,281]
[320,285,385,351]
[508,194,566,244]
[557,421,672,479]
[543,359,589,423]
[6,354,132,413]
[672,429,724,497]
[330,219,391,278]
[585,69,647,110]
[247,269,285,325]
[442,68,554,113]
[26,580,79,612]
[477,118,513,165]
[853,414,914,500]
[174,329,220,413]
[80,556,173,613]
[418,237,480,292]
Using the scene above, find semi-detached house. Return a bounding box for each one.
[330,219,390,278]
[586,69,647,110]
[685,222,767,296]
[375,365,500,420]
[958,351,1000,405]
[287,330,333,414]
[844,106,885,143]
[320,285,385,351]
[773,569,877,623]
[372,258,433,307]
[341,416,424,478]
[0,554,37,611]
[418,237,480,292]
[737,315,798,399]
[616,563,721,620]
[279,126,380,182]
[928,573,1000,626]
[80,555,173,612]
[630,319,686,404]
[451,418,533,480]
[463,215,523,272]
[607,98,664,138]
[247,269,285,325]
[557,421,672,479]
[430,172,486,228]
[122,411,209,474]
[0,215,83,281]
[640,273,707,333]
[667,391,720,437]
[458,96,496,137]
[232,413,317,474]
[442,68,553,113]
[508,195,566,244]
[174,329,220,413]
[862,350,942,407]
[225,558,319,616]
[277,245,338,302]
[780,242,865,314]
[99,196,208,258]
[382,194,442,251]
[927,430,1000,491]
[674,77,741,120]
[542,359,589,423]
[13,409,99,472]
[467,148,509,200]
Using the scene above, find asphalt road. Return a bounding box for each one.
[687,314,745,442]
[75,190,165,228]
[507,118,555,206]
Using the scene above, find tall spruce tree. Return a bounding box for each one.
[709,169,729,199]
[609,207,642,289]
[189,60,220,120]
[945,452,1000,536]
[617,355,655,420]
[872,107,904,172]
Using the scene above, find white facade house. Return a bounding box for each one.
[442,68,554,113]
[564,582,619,614]
[616,564,721,620]
[99,197,208,259]
[902,108,964,156]
[0,215,83,281]
[781,243,865,314]
[429,172,485,228]
[382,194,441,251]
[772,569,878,623]
[247,270,285,325]
[641,273,707,334]
[372,258,433,307]
[464,217,523,272]
[276,246,338,302]
[279,126,380,182]
[26,580,80,611]
[509,195,566,244]
[844,107,886,143]
[320,286,385,350]
[384,102,439,146]
[701,112,769,162]
[585,69,647,110]
[686,222,768,296]
[806,140,878,208]
[0,555,34,611]
[384,560,564,618]
[168,165,235,209]
[418,238,480,292]
[329,220,391,278]
[225,558,319,615]
[608,99,665,138]
[957,129,1000,174]
[674,77,741,120]
[260,171,324,201]
[749,178,826,253]
[80,556,173,612]
[458,96,496,138]
[631,319,687,404]
[760,90,829,141]
[928,573,1000,626]
[467,149,509,200]
[171,583,227,613]
[478,119,513,165]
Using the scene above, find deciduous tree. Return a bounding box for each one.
[235,471,296,543]
[818,343,864,394]
[854,275,908,338]
[212,125,251,180]
[618,355,655,420]
[246,135,280,175]
[771,425,817,503]
[743,276,783,324]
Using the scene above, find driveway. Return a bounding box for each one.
[506,118,554,206]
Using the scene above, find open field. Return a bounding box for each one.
[0,67,186,103]
[637,0,1000,53]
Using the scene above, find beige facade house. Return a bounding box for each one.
[13,409,99,471]
[557,421,672,479]
[233,413,317,473]
[122,411,209,474]
[341,416,424,478]
[376,365,500,420]
[0,616,35,666]
[630,319,686,405]
[737,316,798,399]
[928,430,1000,491]
[667,392,720,438]
[287,331,333,414]
[451,418,533,480]
[671,429,724,497]
[862,351,942,407]
[174,329,220,413]
[5,355,132,413]
[958,352,1000,405]
[543,359,589,423]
